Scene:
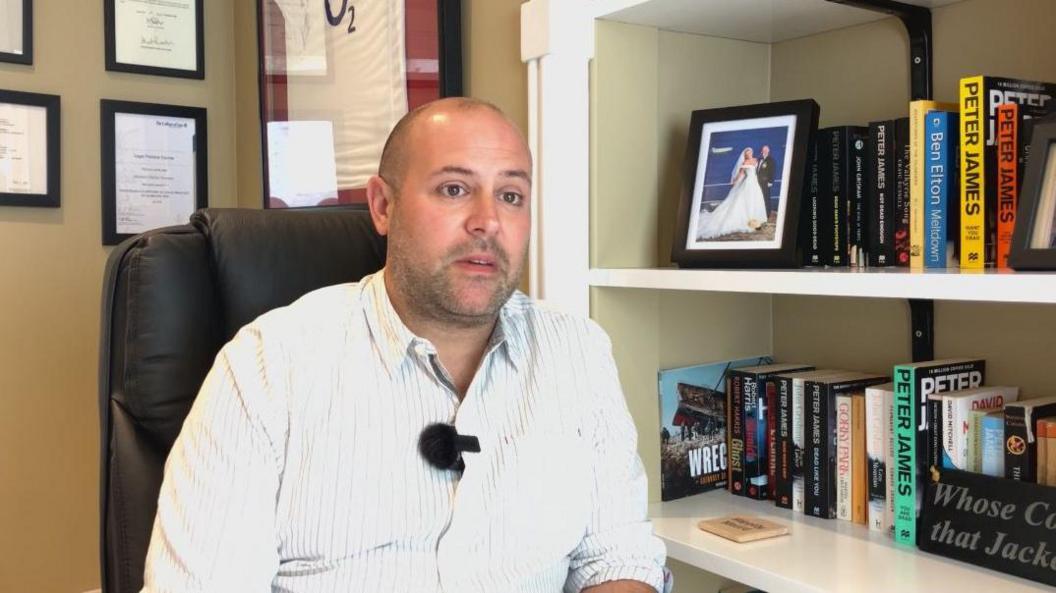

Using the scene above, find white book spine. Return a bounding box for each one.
[865,386,887,531]
[836,394,853,521]
[792,377,805,513]
[943,387,1020,470]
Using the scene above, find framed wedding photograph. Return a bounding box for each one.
[1009,120,1056,270]
[258,0,462,208]
[0,89,59,208]
[104,0,205,79]
[0,0,32,65]
[100,100,207,245]
[671,99,819,268]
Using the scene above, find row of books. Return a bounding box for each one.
[722,359,1056,546]
[803,75,1056,269]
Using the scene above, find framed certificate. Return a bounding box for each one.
[0,0,32,65]
[258,0,462,208]
[104,0,204,79]
[100,100,207,245]
[0,89,60,208]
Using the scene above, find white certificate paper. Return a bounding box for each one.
[0,102,48,194]
[0,0,24,55]
[267,120,338,207]
[114,113,196,235]
[114,0,197,71]
[267,0,327,75]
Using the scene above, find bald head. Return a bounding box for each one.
[378,98,529,193]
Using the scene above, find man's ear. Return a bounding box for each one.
[365,175,394,236]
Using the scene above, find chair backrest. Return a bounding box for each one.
[98,207,386,593]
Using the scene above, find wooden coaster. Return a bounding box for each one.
[697,515,789,543]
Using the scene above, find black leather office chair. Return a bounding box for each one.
[97,208,386,593]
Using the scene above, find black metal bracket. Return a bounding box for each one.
[825,0,933,100]
[908,299,934,362]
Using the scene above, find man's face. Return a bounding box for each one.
[761,146,770,158]
[373,108,532,327]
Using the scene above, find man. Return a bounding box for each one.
[140,98,667,593]
[755,144,775,220]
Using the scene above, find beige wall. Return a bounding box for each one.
[0,1,525,591]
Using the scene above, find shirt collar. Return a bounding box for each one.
[362,269,527,373]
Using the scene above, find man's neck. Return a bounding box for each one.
[384,274,498,397]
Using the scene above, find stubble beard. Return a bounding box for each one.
[387,234,525,329]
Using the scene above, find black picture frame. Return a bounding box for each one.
[0,89,60,207]
[256,0,463,208]
[0,0,32,65]
[1009,120,1056,270]
[104,0,205,79]
[100,100,208,245]
[672,99,819,268]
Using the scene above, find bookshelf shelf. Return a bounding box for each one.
[590,0,962,43]
[651,491,1050,593]
[589,267,1056,305]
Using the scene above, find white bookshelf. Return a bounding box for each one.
[651,491,1050,593]
[589,267,1056,304]
[523,0,1056,589]
[591,0,962,42]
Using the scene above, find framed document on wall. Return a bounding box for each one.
[0,89,60,208]
[100,100,207,245]
[258,0,462,208]
[104,0,204,79]
[0,0,32,65]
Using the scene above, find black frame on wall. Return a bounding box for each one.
[104,0,206,79]
[0,89,60,207]
[0,0,33,65]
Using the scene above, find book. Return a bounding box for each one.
[940,386,1019,471]
[657,356,771,502]
[1047,419,1056,486]
[893,358,986,545]
[805,372,889,519]
[967,406,1000,473]
[1038,417,1051,485]
[996,102,1020,268]
[865,382,894,532]
[981,410,1006,478]
[868,120,897,266]
[805,139,823,266]
[783,369,845,512]
[894,117,912,266]
[910,100,957,268]
[923,110,959,268]
[767,377,779,501]
[849,130,870,267]
[836,393,853,520]
[1005,395,1056,482]
[851,393,867,525]
[959,75,1056,268]
[734,363,814,499]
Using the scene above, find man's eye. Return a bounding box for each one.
[501,192,523,205]
[440,184,467,198]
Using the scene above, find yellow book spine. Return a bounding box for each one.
[909,100,957,269]
[960,77,986,269]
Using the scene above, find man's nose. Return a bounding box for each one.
[466,191,500,236]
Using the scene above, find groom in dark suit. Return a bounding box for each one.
[756,145,775,219]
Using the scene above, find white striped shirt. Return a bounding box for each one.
[142,270,666,593]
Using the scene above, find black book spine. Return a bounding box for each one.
[850,127,870,267]
[744,375,761,499]
[1005,402,1056,482]
[728,371,746,495]
[805,381,834,518]
[926,396,944,471]
[831,128,849,267]
[776,376,794,509]
[805,140,823,266]
[868,121,895,266]
[894,117,911,266]
[817,128,838,266]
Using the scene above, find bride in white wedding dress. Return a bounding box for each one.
[697,147,769,240]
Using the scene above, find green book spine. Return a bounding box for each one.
[893,365,917,545]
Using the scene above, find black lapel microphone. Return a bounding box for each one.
[418,423,480,472]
